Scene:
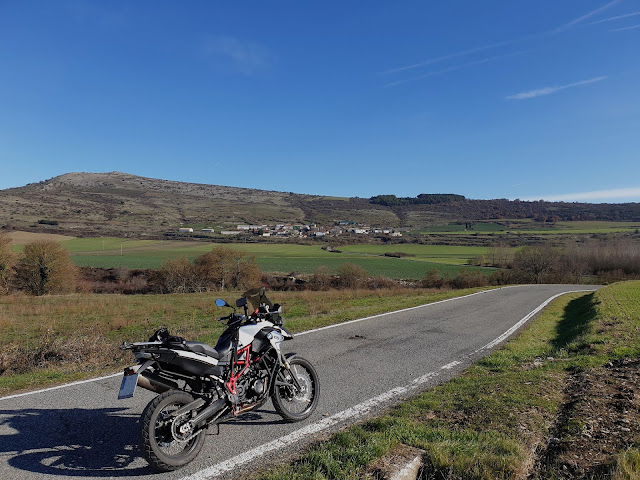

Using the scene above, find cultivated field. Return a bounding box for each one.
[339,244,496,265]
[9,234,492,279]
[413,220,640,235]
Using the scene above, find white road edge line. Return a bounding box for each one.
[179,371,442,480]
[0,372,123,401]
[178,288,596,480]
[0,287,510,401]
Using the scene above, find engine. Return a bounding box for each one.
[235,367,269,404]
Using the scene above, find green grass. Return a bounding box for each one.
[57,238,491,278]
[0,287,494,395]
[412,220,640,236]
[339,244,495,265]
[419,222,508,233]
[257,281,640,480]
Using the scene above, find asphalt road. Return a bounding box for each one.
[0,285,598,480]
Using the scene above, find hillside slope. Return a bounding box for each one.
[0,172,638,237]
[0,172,401,236]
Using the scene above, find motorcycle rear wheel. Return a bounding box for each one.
[140,390,206,472]
[272,356,319,422]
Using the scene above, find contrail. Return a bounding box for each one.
[555,0,622,32]
[383,50,530,88]
[506,76,608,100]
[586,11,640,25]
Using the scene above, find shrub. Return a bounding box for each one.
[156,257,198,293]
[337,263,369,289]
[16,241,78,295]
[469,255,486,267]
[451,270,489,289]
[310,265,333,291]
[367,275,398,289]
[0,233,16,295]
[421,269,446,289]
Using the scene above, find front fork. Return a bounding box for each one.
[271,338,303,393]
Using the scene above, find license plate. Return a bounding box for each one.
[118,372,138,399]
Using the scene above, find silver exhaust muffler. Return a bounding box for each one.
[137,371,179,393]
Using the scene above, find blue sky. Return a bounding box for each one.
[1,1,639,202]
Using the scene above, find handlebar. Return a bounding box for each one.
[217,311,281,327]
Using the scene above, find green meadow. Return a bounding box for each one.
[59,238,490,279]
[339,244,494,265]
[414,220,640,235]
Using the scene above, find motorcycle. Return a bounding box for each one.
[117,287,319,472]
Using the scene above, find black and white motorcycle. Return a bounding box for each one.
[117,287,319,471]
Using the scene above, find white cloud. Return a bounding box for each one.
[506,76,607,100]
[523,188,640,202]
[203,36,275,75]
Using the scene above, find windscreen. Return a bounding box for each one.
[242,287,274,311]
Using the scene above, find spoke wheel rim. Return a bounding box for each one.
[279,364,314,415]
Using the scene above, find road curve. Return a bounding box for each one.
[0,285,598,480]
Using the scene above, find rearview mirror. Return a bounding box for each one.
[236,297,248,308]
[216,298,229,308]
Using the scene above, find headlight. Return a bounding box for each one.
[267,331,284,343]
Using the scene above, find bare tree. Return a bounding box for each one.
[157,257,198,293]
[195,246,261,291]
[488,243,513,268]
[512,245,559,284]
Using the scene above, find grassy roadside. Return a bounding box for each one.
[0,287,493,396]
[256,281,640,480]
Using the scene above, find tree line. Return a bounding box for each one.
[370,194,466,207]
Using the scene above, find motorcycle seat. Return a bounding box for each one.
[185,341,219,359]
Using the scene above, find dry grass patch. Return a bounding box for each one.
[8,231,75,245]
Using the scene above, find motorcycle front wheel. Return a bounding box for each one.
[272,355,319,422]
[139,390,206,472]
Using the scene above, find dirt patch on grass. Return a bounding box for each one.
[531,359,640,479]
[7,231,75,245]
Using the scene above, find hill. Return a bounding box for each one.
[0,172,639,238]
